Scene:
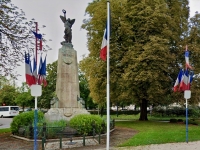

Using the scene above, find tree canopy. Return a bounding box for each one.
[80,0,200,120]
[0,0,51,78]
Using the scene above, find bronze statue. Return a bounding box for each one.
[60,9,75,43]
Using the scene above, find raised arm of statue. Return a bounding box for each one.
[60,9,75,44]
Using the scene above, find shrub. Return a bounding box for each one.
[169,118,177,123]
[10,111,44,134]
[184,119,199,125]
[177,119,183,122]
[69,114,105,136]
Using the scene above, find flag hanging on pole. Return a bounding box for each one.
[100,28,107,61]
[41,55,47,87]
[32,31,42,50]
[173,69,183,92]
[25,52,34,86]
[185,45,192,69]
[38,55,43,85]
[37,54,47,87]
[32,55,37,84]
[179,69,190,91]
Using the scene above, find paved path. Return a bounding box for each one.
[45,140,200,150]
[119,142,200,150]
[117,141,200,150]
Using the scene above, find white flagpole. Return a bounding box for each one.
[106,1,110,150]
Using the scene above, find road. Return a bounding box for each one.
[0,118,13,129]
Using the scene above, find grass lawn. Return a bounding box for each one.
[116,120,200,147]
[0,128,11,134]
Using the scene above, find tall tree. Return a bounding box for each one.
[0,0,51,78]
[81,0,200,120]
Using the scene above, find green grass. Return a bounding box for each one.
[109,114,187,121]
[0,128,11,134]
[116,120,200,147]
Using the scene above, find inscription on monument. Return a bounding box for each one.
[62,49,74,65]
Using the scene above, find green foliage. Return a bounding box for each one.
[0,85,19,105]
[0,0,50,77]
[79,69,97,109]
[80,0,200,121]
[15,83,34,109]
[69,114,105,135]
[184,119,199,126]
[10,111,44,134]
[169,118,177,123]
[38,61,57,109]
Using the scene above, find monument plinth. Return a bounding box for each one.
[45,43,89,121]
[55,43,79,108]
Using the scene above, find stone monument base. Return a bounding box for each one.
[44,108,90,122]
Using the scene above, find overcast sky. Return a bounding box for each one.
[11,0,200,86]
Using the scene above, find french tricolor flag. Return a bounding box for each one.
[100,28,107,61]
[25,52,34,86]
[173,69,183,92]
[185,45,192,69]
[179,69,190,91]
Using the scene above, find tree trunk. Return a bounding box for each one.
[139,99,148,121]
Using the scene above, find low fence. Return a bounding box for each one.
[17,119,115,149]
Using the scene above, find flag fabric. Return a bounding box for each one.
[179,69,190,91]
[32,31,42,50]
[25,52,34,86]
[100,28,107,61]
[38,55,43,85]
[32,31,42,39]
[37,54,47,86]
[173,69,183,92]
[188,71,194,90]
[185,46,192,69]
[32,55,37,84]
[41,56,47,87]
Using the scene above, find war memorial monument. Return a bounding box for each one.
[45,10,89,121]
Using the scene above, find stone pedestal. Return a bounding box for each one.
[55,43,79,108]
[45,108,89,121]
[45,42,89,121]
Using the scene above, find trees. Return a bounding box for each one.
[0,0,50,78]
[79,69,97,109]
[81,0,200,120]
[0,84,18,106]
[15,82,34,110]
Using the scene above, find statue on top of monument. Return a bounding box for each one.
[60,9,75,44]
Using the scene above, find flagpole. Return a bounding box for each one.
[35,22,38,68]
[106,1,110,150]
[34,22,38,150]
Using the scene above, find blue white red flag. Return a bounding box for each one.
[173,69,183,92]
[180,69,190,91]
[185,45,192,69]
[25,52,34,86]
[38,55,43,85]
[38,54,47,86]
[100,28,107,61]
